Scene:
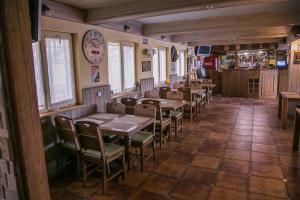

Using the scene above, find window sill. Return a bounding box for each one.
[39,104,85,118]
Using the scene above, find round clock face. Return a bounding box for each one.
[82,30,105,64]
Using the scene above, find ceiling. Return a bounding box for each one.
[47,0,300,46]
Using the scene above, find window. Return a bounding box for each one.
[179,50,185,77]
[152,48,159,85]
[159,48,167,82]
[32,31,76,111]
[108,42,136,93]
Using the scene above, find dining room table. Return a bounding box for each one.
[138,98,187,111]
[76,112,155,170]
[293,108,300,151]
[278,91,300,128]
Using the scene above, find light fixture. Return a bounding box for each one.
[161,35,166,40]
[123,25,130,32]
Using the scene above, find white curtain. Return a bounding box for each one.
[152,48,159,85]
[44,32,76,107]
[180,50,185,76]
[176,55,180,75]
[123,44,135,90]
[32,42,46,110]
[159,48,167,82]
[108,42,122,93]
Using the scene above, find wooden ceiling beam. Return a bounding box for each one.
[142,10,300,36]
[188,38,283,46]
[86,0,278,24]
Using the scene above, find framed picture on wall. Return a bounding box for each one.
[142,61,151,72]
[91,65,100,82]
[294,51,300,64]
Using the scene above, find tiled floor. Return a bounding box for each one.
[50,97,300,200]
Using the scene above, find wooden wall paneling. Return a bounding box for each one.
[259,69,278,98]
[289,50,300,93]
[0,0,51,199]
[278,69,289,93]
[140,78,154,94]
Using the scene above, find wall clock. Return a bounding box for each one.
[82,30,105,64]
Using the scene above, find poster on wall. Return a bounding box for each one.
[91,65,100,82]
[170,62,176,74]
[142,61,151,72]
[294,51,300,64]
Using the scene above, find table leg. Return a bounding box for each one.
[278,94,282,118]
[293,113,300,151]
[281,97,288,129]
[124,136,131,170]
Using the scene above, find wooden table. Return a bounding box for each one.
[138,98,187,111]
[278,91,300,128]
[293,108,300,151]
[76,113,155,169]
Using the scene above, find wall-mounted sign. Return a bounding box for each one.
[142,61,151,72]
[82,30,105,64]
[294,51,300,64]
[91,65,100,82]
[142,37,149,44]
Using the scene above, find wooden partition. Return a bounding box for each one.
[278,69,289,93]
[260,69,278,98]
[140,77,154,94]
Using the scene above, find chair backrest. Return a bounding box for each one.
[178,87,192,102]
[106,102,125,114]
[121,98,137,115]
[190,81,202,89]
[159,87,171,99]
[54,115,80,151]
[173,82,184,89]
[134,104,156,133]
[144,90,160,99]
[141,99,162,122]
[202,79,212,84]
[76,121,105,160]
[166,90,183,100]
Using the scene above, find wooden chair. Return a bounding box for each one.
[121,97,137,115]
[131,104,156,172]
[141,99,171,149]
[144,90,160,99]
[178,87,197,122]
[173,82,184,89]
[166,91,184,137]
[76,121,125,194]
[159,86,171,99]
[54,115,81,177]
[202,79,213,104]
[191,81,205,113]
[104,102,125,143]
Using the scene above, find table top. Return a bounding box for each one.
[139,98,187,111]
[296,108,300,117]
[280,91,300,99]
[76,113,155,136]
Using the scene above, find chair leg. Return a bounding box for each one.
[103,162,107,195]
[160,128,163,149]
[122,153,126,180]
[174,119,178,138]
[181,117,183,134]
[82,158,87,187]
[140,146,144,173]
[76,153,81,178]
[153,140,156,161]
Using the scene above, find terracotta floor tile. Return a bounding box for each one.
[166,152,194,165]
[204,139,227,148]
[252,136,276,145]
[252,130,273,137]
[141,174,177,196]
[253,125,272,132]
[170,181,209,200]
[227,141,252,151]
[199,146,225,157]
[191,154,221,169]
[251,163,284,179]
[280,155,300,168]
[176,143,200,154]
[183,166,216,185]
[224,149,250,161]
[248,193,284,200]
[282,166,300,183]
[181,136,206,145]
[155,161,187,178]
[287,182,300,200]
[65,179,101,199]
[251,152,280,165]
[252,144,277,154]
[220,159,250,174]
[232,129,252,135]
[249,176,288,198]
[91,184,133,200]
[230,135,252,142]
[215,171,248,191]
[208,187,247,200]
[208,132,231,141]
[120,171,150,188]
[129,191,168,200]
[234,124,252,130]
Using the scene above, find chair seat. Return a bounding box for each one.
[61,141,77,151]
[131,131,153,146]
[103,133,118,143]
[84,143,124,159]
[155,118,170,127]
[170,111,183,119]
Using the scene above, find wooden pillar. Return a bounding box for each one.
[0,1,51,200]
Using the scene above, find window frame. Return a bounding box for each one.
[152,47,167,86]
[34,31,77,112]
[107,41,136,94]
